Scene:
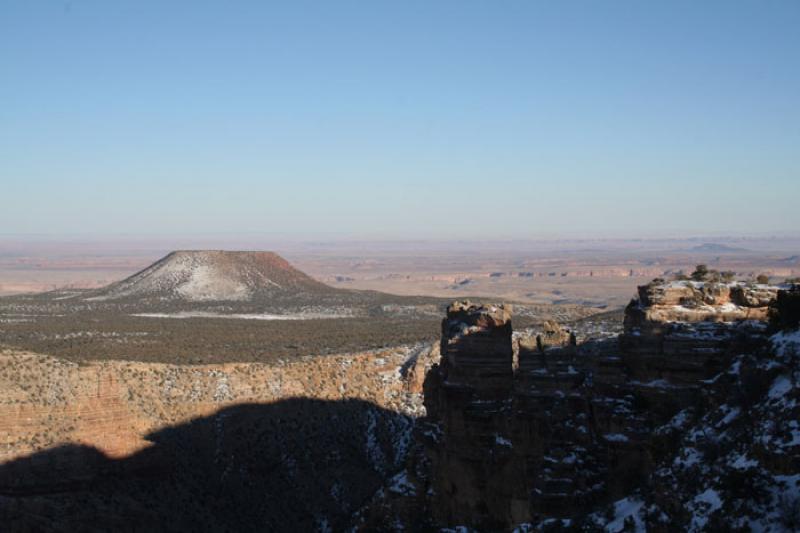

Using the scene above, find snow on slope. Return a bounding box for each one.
[583,327,800,532]
[87,250,325,302]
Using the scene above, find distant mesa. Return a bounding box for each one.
[87,250,331,303]
[686,242,748,253]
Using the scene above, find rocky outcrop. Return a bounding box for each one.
[422,282,790,530]
[518,320,576,357]
[423,302,634,529]
[631,279,776,319]
[422,302,516,528]
[621,280,779,385]
[438,301,513,395]
[770,284,800,330]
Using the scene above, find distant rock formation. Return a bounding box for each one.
[687,242,749,253]
[86,250,332,303]
[421,280,796,530]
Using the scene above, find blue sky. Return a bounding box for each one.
[1,1,798,238]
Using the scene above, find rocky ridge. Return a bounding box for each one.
[414,280,798,531]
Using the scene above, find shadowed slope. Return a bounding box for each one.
[0,398,413,532]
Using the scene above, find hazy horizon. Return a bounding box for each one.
[2,231,799,253]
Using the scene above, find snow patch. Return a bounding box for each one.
[174,264,251,301]
[388,470,416,496]
[768,375,792,400]
[495,434,513,447]
[771,329,800,357]
[364,408,387,474]
[605,497,645,532]
[132,311,346,320]
[689,488,723,531]
[604,433,629,443]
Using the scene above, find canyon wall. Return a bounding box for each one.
[422,281,784,530]
[0,343,439,531]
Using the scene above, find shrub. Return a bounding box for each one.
[691,264,709,281]
[779,494,800,531]
[756,274,770,284]
[673,270,690,281]
[732,365,770,410]
[697,433,722,462]
[719,468,769,504]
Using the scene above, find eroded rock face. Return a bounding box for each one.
[421,302,515,528]
[423,303,643,529]
[770,284,800,330]
[438,301,513,395]
[621,280,779,385]
[421,282,787,530]
[518,320,576,357]
[634,280,777,318]
[0,343,434,532]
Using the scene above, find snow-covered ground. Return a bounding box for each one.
[131,311,348,320]
[584,326,800,532]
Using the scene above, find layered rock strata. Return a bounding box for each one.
[422,283,785,529]
[621,281,779,385]
[0,343,440,531]
[422,303,515,528]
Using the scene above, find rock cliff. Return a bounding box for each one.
[620,280,778,387]
[0,342,439,531]
[422,303,516,528]
[421,280,798,530]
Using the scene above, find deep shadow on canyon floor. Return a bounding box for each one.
[0,398,413,532]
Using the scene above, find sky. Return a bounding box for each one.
[1,1,799,239]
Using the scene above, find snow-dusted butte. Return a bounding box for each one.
[49,249,444,318]
[626,278,784,325]
[86,250,332,303]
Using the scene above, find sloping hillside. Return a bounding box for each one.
[583,327,800,532]
[87,250,333,303]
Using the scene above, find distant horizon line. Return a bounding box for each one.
[1,232,800,242]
